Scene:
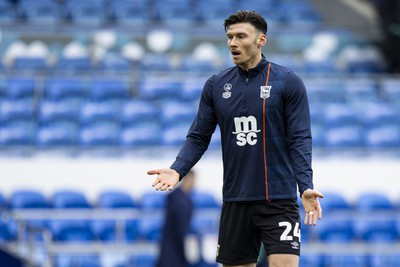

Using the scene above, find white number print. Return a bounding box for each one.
[279,221,301,242]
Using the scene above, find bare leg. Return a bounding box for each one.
[223,263,256,267]
[268,254,299,267]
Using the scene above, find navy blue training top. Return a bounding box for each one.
[171,56,313,202]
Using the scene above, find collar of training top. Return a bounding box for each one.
[237,54,269,78]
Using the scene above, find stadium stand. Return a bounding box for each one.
[0,0,400,266]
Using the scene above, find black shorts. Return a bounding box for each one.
[216,198,301,265]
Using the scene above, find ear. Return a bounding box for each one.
[258,34,267,47]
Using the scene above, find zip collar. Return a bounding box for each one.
[237,54,269,79]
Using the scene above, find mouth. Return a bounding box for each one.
[231,51,241,59]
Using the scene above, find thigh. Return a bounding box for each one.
[268,254,299,267]
[216,202,261,266]
[255,199,301,256]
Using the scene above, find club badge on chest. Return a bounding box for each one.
[260,85,272,99]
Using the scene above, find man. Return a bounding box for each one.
[156,170,196,267]
[148,10,323,267]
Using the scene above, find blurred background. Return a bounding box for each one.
[0,0,399,266]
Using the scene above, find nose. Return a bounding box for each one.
[229,36,238,48]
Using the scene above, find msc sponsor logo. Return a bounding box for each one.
[232,116,260,146]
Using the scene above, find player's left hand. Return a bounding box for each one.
[301,189,324,226]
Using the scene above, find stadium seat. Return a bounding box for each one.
[0,99,35,123]
[18,0,62,25]
[79,122,121,147]
[153,0,194,25]
[0,1,16,25]
[38,99,80,124]
[109,0,150,26]
[36,122,79,147]
[323,253,368,267]
[120,122,161,147]
[79,101,121,125]
[160,101,197,127]
[129,252,157,267]
[0,218,17,241]
[321,103,360,128]
[355,192,394,212]
[97,190,136,209]
[370,253,400,267]
[365,124,400,149]
[91,218,139,242]
[190,190,220,209]
[0,121,36,147]
[322,125,364,149]
[281,1,322,27]
[51,190,92,209]
[87,79,129,101]
[304,79,346,104]
[12,58,49,72]
[139,54,175,73]
[10,190,49,209]
[195,0,236,25]
[313,218,355,243]
[137,77,182,100]
[120,100,160,126]
[299,253,323,267]
[190,213,219,235]
[180,78,205,101]
[381,78,400,105]
[65,0,105,26]
[319,192,352,212]
[360,103,399,129]
[97,54,133,73]
[6,77,35,100]
[49,219,94,242]
[42,77,87,100]
[139,191,167,211]
[137,214,164,242]
[354,219,398,243]
[344,78,380,104]
[56,57,93,73]
[55,254,101,267]
[161,125,190,146]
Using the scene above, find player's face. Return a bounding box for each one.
[226,22,266,70]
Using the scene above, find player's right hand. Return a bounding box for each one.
[147,168,180,191]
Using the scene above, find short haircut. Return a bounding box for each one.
[224,10,268,34]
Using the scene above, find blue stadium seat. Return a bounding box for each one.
[381,78,400,105]
[56,57,93,73]
[12,58,49,72]
[0,218,17,241]
[299,253,323,267]
[10,190,49,209]
[43,77,86,100]
[79,101,121,125]
[281,1,322,26]
[120,100,160,126]
[137,214,163,242]
[180,78,205,101]
[0,1,16,24]
[322,125,364,149]
[18,0,62,25]
[51,190,92,209]
[355,192,394,212]
[129,252,157,267]
[190,190,220,209]
[304,79,346,104]
[154,0,194,25]
[36,122,79,147]
[195,0,236,25]
[120,122,160,147]
[139,54,175,73]
[354,219,398,243]
[55,254,101,267]
[319,192,352,212]
[161,125,190,146]
[179,58,217,75]
[109,0,150,26]
[190,213,219,235]
[323,253,368,267]
[313,219,355,243]
[6,77,35,100]
[137,78,182,100]
[97,54,133,73]
[160,101,196,127]
[139,191,167,211]
[38,100,80,124]
[360,103,399,129]
[365,124,400,149]
[0,99,34,123]
[0,121,36,147]
[65,0,105,26]
[91,218,139,242]
[87,79,129,101]
[49,220,94,242]
[79,122,121,147]
[344,78,380,104]
[321,103,360,127]
[97,190,136,209]
[370,253,400,267]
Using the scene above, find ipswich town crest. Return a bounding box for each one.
[260,85,272,99]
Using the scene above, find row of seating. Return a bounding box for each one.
[0,0,322,27]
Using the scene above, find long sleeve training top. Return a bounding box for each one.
[171,56,313,202]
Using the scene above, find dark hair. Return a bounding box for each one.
[224,10,268,34]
